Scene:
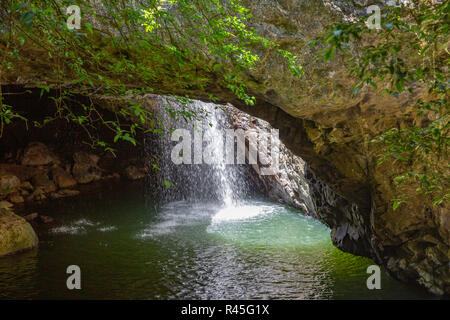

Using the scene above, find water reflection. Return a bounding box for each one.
[0,193,436,300]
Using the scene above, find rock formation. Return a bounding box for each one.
[0,207,38,257]
[1,0,448,294]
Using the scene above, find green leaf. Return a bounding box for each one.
[393,201,401,211]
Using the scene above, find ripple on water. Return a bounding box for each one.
[137,201,219,238]
[50,218,117,235]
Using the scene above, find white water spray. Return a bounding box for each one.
[156,97,258,206]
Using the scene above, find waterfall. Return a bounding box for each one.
[155,97,260,206]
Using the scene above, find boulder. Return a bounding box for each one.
[0,208,38,257]
[39,215,54,224]
[21,142,58,166]
[124,165,146,180]
[0,164,40,182]
[72,152,102,184]
[26,187,46,201]
[50,189,80,199]
[20,181,33,191]
[0,174,20,197]
[24,212,39,222]
[0,201,13,209]
[9,193,24,204]
[31,171,56,193]
[51,166,77,189]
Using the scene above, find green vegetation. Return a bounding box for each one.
[0,0,303,151]
[314,0,449,207]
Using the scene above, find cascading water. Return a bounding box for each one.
[156,97,259,207]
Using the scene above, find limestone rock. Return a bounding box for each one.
[0,208,38,256]
[0,201,13,209]
[228,105,315,214]
[20,181,33,191]
[31,171,56,193]
[0,164,40,182]
[27,187,46,202]
[72,152,102,184]
[0,174,20,196]
[21,142,58,166]
[50,189,80,199]
[51,166,77,189]
[24,212,39,222]
[9,193,24,204]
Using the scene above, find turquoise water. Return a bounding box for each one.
[0,187,434,299]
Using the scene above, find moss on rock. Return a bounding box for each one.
[0,208,38,257]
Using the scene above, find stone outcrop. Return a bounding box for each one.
[227,102,377,258]
[0,142,147,210]
[227,104,315,214]
[21,142,59,166]
[51,166,77,189]
[213,0,448,295]
[0,174,20,196]
[0,208,38,257]
[72,151,103,184]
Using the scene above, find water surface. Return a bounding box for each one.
[0,187,434,299]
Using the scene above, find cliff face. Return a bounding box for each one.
[2,0,448,294]
[230,0,449,295]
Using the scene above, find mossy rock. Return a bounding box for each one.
[0,208,38,257]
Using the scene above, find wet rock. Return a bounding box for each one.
[124,165,146,180]
[39,215,54,224]
[72,152,102,184]
[19,181,33,197]
[0,208,38,256]
[31,171,56,193]
[51,166,77,189]
[50,189,80,199]
[27,187,46,201]
[24,213,38,222]
[20,181,33,191]
[8,193,24,204]
[0,201,13,209]
[228,106,315,214]
[0,164,40,182]
[21,142,58,166]
[0,174,20,196]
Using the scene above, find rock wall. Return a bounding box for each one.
[210,0,448,295]
[226,104,315,214]
[227,102,375,260]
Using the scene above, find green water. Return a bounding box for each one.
[0,187,434,299]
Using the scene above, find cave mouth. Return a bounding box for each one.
[0,92,436,300]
